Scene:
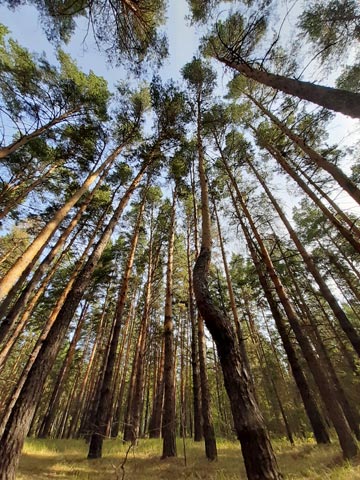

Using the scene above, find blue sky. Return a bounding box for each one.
[0,1,200,88]
[0,0,358,220]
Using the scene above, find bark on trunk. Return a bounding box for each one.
[193,89,281,477]
[217,55,360,118]
[0,163,149,480]
[247,93,360,206]
[88,195,145,458]
[248,161,360,357]
[162,188,177,458]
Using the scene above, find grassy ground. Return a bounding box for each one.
[17,437,360,480]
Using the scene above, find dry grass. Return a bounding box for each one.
[16,437,360,479]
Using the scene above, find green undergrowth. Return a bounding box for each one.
[17,437,360,479]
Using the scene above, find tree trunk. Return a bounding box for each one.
[0,161,150,480]
[216,55,360,118]
[213,197,249,360]
[66,288,110,438]
[0,141,126,300]
[248,161,360,357]
[87,193,146,458]
[162,187,177,458]
[193,92,282,478]
[194,96,217,461]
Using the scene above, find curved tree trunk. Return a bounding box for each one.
[193,96,281,477]
[194,96,217,461]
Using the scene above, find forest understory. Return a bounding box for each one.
[17,438,360,480]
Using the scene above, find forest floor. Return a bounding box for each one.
[17,437,360,479]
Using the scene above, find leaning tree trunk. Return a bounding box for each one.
[0,161,150,480]
[229,185,331,445]
[254,135,360,255]
[247,92,360,205]
[230,175,358,460]
[193,95,281,478]
[0,141,127,300]
[216,54,360,118]
[248,160,360,357]
[0,108,80,159]
[162,187,177,458]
